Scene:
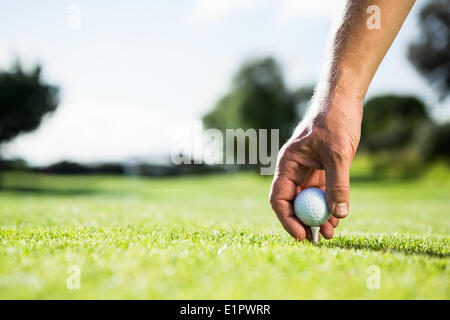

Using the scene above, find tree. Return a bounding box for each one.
[0,62,59,186]
[204,57,298,142]
[360,95,431,151]
[203,57,313,169]
[204,57,313,138]
[291,85,315,119]
[408,0,450,100]
[419,122,450,162]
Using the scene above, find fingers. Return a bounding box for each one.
[304,218,338,243]
[305,222,334,242]
[319,221,334,239]
[328,216,339,228]
[324,162,350,219]
[270,154,345,242]
[302,169,324,189]
[305,227,315,242]
[269,176,306,241]
[279,212,307,241]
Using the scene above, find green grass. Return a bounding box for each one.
[0,164,449,299]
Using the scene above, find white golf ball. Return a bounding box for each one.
[293,187,330,227]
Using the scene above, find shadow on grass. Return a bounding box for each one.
[319,234,449,258]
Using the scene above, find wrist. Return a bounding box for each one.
[310,86,363,136]
[292,75,364,140]
[334,63,370,101]
[310,80,364,121]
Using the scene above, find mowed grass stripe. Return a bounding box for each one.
[1,226,448,257]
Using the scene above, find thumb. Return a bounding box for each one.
[325,162,350,219]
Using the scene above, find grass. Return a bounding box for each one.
[0,163,449,299]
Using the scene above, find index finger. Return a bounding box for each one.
[269,175,307,241]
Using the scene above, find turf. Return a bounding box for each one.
[0,164,449,299]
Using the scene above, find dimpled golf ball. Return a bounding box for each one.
[294,187,330,227]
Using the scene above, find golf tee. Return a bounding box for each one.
[311,226,320,244]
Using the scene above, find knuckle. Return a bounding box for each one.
[269,197,287,219]
[268,193,275,208]
[328,184,350,194]
[274,144,292,169]
[282,137,310,157]
[279,143,297,161]
[268,190,279,210]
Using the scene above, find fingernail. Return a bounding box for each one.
[335,203,348,218]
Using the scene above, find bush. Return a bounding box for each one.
[371,148,425,179]
[360,95,431,151]
[418,122,450,162]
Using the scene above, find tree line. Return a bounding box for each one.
[0,0,448,179]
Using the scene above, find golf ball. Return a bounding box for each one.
[293,187,330,227]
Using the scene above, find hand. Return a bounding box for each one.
[269,91,363,241]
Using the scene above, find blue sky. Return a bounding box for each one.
[1,0,448,165]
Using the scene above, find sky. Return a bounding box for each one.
[0,0,448,165]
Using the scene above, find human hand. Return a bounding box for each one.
[269,91,363,241]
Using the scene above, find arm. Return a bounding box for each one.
[320,0,415,100]
[269,0,415,241]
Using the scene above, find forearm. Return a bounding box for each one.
[271,0,416,240]
[316,0,415,103]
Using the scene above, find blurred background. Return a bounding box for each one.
[1,0,449,300]
[0,0,449,181]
